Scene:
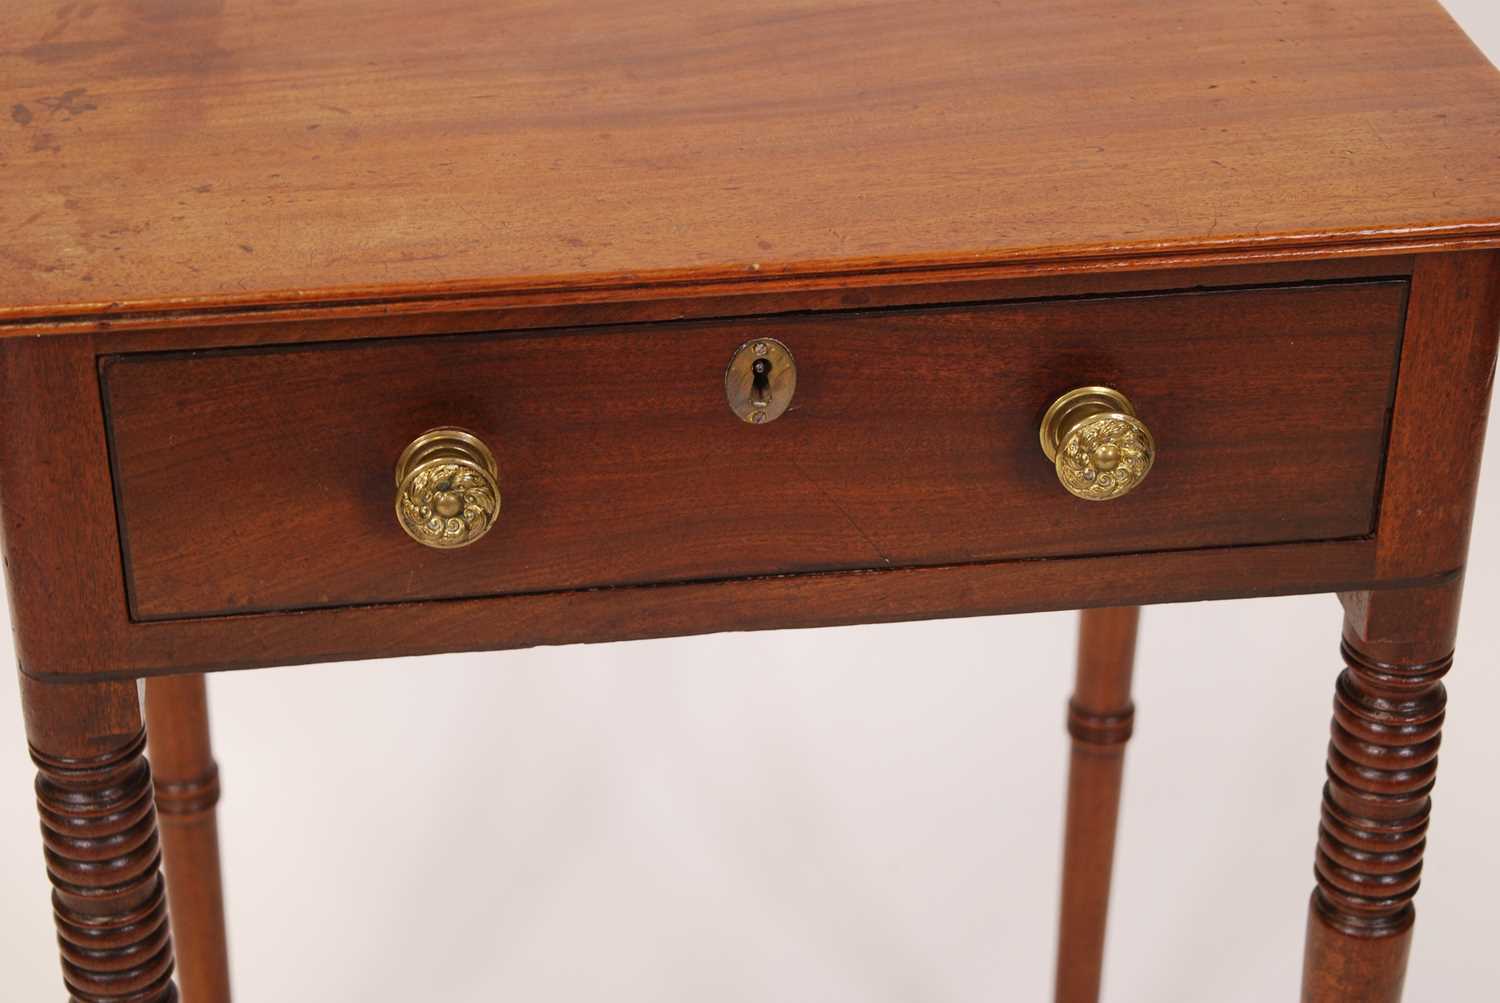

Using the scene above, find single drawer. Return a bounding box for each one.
[101,280,1406,620]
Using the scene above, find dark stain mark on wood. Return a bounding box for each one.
[11,104,34,126]
[37,88,98,119]
[37,1,99,44]
[131,0,227,24]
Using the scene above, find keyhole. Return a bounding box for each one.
[751,357,773,407]
[725,337,794,425]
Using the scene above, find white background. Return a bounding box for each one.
[3,2,1498,999]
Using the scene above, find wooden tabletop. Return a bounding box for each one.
[3,0,1499,322]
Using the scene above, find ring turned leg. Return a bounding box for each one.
[21,674,179,1002]
[145,675,232,1003]
[1055,606,1140,1003]
[1301,581,1462,1003]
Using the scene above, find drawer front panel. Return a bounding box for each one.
[102,280,1406,620]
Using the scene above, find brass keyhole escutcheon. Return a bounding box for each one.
[1039,386,1155,501]
[725,338,796,423]
[394,427,501,548]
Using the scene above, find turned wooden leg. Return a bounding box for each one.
[1055,606,1140,1003]
[145,675,232,1003]
[1301,581,1462,1003]
[20,674,179,1002]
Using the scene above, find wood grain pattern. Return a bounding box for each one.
[3,259,1430,681]
[0,250,1478,682]
[144,676,231,1003]
[7,254,1408,341]
[1370,252,1500,580]
[0,334,132,679]
[101,281,1406,620]
[24,537,1394,683]
[21,676,179,1002]
[1055,607,1140,1003]
[1,0,1497,323]
[0,4,1496,997]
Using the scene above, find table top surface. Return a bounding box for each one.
[3,0,1499,323]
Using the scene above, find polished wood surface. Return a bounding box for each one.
[0,286,1388,679]
[101,280,1405,619]
[1301,580,1465,1003]
[0,254,1415,339]
[144,676,231,1003]
[1369,253,1500,579]
[21,676,178,1002]
[2,0,1499,323]
[0,255,1490,683]
[3,3,1499,998]
[1056,607,1139,1003]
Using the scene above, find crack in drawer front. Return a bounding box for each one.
[100,279,1407,621]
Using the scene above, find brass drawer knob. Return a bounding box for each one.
[394,428,501,548]
[1039,387,1155,501]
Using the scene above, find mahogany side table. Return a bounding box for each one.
[3,1,1499,1000]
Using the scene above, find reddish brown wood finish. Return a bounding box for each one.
[144,676,231,1003]
[0,256,1488,689]
[20,676,179,1002]
[1,0,1498,323]
[1055,607,1140,1003]
[4,255,1478,684]
[3,254,1412,342]
[101,281,1405,620]
[41,536,1399,682]
[1371,252,1500,579]
[0,1,1496,997]
[0,334,128,680]
[1301,581,1464,1003]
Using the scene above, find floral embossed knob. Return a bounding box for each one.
[395,428,501,547]
[1039,387,1155,501]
